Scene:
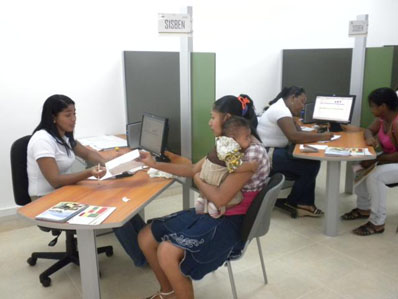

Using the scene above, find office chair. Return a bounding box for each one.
[225,173,285,299]
[273,172,298,218]
[10,135,113,287]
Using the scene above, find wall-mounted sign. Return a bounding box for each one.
[348,20,368,37]
[158,13,192,33]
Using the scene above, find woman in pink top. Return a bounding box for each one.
[341,88,398,235]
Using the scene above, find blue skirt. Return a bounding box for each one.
[151,208,244,280]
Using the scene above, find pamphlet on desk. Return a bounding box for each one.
[35,202,88,223]
[324,147,372,157]
[67,205,116,225]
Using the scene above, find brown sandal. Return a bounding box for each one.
[341,208,370,220]
[353,222,384,236]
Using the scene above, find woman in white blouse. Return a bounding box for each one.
[258,86,333,217]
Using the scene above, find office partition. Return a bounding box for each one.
[124,51,216,162]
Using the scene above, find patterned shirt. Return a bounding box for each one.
[241,137,270,192]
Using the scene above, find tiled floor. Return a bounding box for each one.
[1,163,398,299]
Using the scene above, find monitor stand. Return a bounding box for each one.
[155,154,171,163]
[329,122,343,132]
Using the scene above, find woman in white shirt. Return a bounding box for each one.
[258,86,333,217]
[27,95,107,197]
[28,94,148,267]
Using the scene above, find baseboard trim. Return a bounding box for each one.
[0,206,18,218]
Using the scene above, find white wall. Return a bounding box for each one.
[1,0,398,215]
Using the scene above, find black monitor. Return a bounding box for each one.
[312,94,356,132]
[139,113,170,162]
[126,121,142,149]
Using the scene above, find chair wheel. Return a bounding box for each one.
[40,275,51,287]
[99,271,102,278]
[105,248,113,257]
[290,211,298,218]
[27,257,37,266]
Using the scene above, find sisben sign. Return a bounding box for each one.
[158,13,192,33]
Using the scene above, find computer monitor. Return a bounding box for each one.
[126,121,142,149]
[312,95,356,131]
[139,113,170,162]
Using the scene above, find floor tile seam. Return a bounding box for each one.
[317,240,398,276]
[296,283,349,299]
[65,269,83,297]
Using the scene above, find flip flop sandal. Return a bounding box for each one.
[353,222,385,236]
[341,208,370,220]
[146,290,175,299]
[295,205,324,217]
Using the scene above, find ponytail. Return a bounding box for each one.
[264,86,306,111]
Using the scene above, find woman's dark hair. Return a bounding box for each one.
[368,87,398,111]
[33,94,76,155]
[264,86,306,111]
[222,116,250,137]
[213,94,261,141]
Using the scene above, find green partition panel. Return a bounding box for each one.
[192,53,216,163]
[391,46,398,90]
[361,47,394,128]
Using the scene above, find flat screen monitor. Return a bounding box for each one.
[139,113,170,162]
[126,121,142,149]
[312,95,356,131]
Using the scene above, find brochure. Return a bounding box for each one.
[324,147,351,156]
[35,202,88,223]
[67,205,116,225]
[325,147,372,157]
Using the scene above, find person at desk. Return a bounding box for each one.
[28,94,148,266]
[137,95,270,299]
[341,87,398,236]
[27,94,107,198]
[257,86,333,217]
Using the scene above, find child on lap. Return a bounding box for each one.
[195,116,258,218]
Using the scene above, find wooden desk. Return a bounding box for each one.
[18,151,190,299]
[293,131,376,236]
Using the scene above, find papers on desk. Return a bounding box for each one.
[68,205,116,225]
[79,135,127,151]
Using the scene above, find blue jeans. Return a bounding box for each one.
[113,214,147,267]
[271,147,320,206]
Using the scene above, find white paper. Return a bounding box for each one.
[299,144,328,150]
[300,126,315,132]
[105,149,142,175]
[318,135,341,143]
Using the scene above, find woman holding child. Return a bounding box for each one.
[138,95,270,299]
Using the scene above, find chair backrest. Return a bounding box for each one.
[10,135,32,206]
[241,173,285,244]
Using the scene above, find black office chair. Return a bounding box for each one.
[10,135,113,287]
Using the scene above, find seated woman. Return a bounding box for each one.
[137,95,270,299]
[341,87,398,235]
[28,94,147,266]
[257,86,333,217]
